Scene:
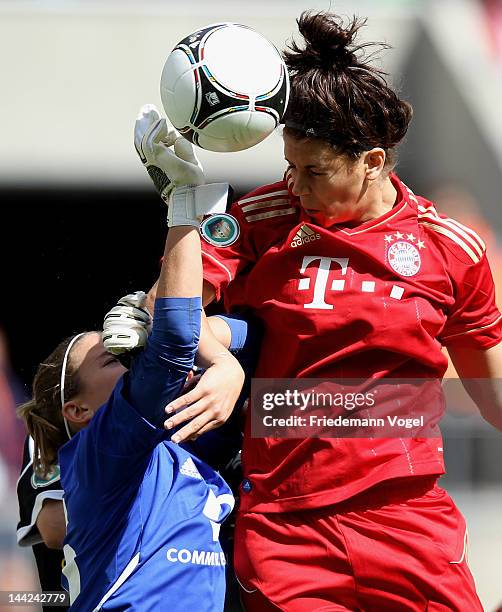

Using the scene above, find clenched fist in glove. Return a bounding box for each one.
[134,104,231,227]
[102,291,152,356]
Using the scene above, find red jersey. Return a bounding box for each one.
[201,173,502,512]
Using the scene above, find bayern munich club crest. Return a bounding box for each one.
[385,232,424,277]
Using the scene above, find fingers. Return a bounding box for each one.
[165,397,209,430]
[185,420,220,442]
[102,290,152,356]
[137,103,160,122]
[144,121,189,171]
[151,118,177,148]
[164,383,231,442]
[147,116,179,149]
[135,104,178,157]
[141,117,177,159]
[161,117,179,147]
[143,118,167,153]
[153,141,199,180]
[170,416,218,444]
[104,304,151,325]
[164,397,210,443]
[174,137,199,165]
[134,104,160,154]
[117,291,148,309]
[102,325,149,354]
[165,387,200,415]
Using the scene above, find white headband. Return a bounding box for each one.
[60,333,86,440]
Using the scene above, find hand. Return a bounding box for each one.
[164,353,245,443]
[102,291,152,355]
[135,104,230,227]
[134,103,204,202]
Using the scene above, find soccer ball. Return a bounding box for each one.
[160,23,289,152]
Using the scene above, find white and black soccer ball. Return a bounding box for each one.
[160,23,289,152]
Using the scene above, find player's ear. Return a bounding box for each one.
[62,401,93,427]
[363,148,386,180]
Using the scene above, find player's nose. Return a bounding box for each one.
[291,173,310,197]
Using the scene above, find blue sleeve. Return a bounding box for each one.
[125,297,201,428]
[212,313,261,371]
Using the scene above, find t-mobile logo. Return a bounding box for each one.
[298,256,349,309]
[298,255,406,308]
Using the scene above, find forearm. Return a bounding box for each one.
[196,311,231,368]
[144,275,214,332]
[145,279,158,315]
[461,379,502,431]
[449,343,502,431]
[147,226,203,371]
[159,227,202,298]
[126,226,203,426]
[127,299,201,427]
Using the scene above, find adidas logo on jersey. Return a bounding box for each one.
[180,457,202,480]
[291,224,321,248]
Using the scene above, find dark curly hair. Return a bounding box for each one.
[282,11,413,168]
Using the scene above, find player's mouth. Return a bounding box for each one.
[303,207,321,216]
[299,201,319,214]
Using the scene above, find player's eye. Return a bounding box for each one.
[103,356,119,366]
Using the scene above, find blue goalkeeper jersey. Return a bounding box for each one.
[59,298,234,611]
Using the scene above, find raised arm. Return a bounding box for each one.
[124,106,244,434]
[100,105,247,440]
[125,119,231,426]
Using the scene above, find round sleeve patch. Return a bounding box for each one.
[200,213,240,247]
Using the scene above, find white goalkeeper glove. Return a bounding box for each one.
[134,104,203,200]
[102,291,152,355]
[135,103,230,227]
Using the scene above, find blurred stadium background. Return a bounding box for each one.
[0,0,501,609]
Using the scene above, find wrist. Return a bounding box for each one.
[196,349,233,369]
[167,184,201,227]
[167,183,231,227]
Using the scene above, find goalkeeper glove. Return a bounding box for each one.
[102,291,152,356]
[135,103,230,227]
[134,104,203,201]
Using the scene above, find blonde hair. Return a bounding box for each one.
[17,334,87,477]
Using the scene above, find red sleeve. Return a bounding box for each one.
[201,179,294,301]
[201,201,256,302]
[439,252,502,349]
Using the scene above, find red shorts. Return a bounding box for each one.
[234,478,482,611]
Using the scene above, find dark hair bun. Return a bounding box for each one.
[285,12,364,71]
